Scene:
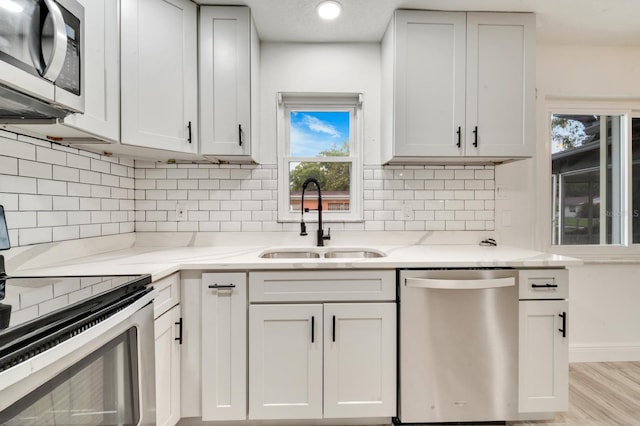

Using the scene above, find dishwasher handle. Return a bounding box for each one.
[405,276,515,290]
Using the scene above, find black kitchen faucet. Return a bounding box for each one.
[299,177,331,247]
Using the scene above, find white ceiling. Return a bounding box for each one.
[196,0,640,45]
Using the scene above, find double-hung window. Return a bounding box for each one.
[549,101,640,249]
[277,93,363,222]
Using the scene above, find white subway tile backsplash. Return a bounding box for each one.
[53,196,79,211]
[0,134,136,247]
[101,223,120,235]
[475,169,495,180]
[79,170,101,185]
[20,227,52,245]
[19,160,52,179]
[3,138,36,160]
[38,179,67,196]
[1,175,37,194]
[68,211,91,225]
[38,211,67,227]
[53,225,80,241]
[3,133,496,244]
[6,211,36,228]
[53,165,80,182]
[20,194,52,210]
[80,224,102,238]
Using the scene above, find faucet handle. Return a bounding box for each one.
[323,227,331,241]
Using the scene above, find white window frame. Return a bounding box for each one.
[544,99,640,258]
[276,92,363,222]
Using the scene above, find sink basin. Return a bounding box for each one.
[324,249,385,258]
[259,248,386,259]
[259,250,321,259]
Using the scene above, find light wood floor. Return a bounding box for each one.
[510,362,640,426]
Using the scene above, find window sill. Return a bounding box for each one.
[549,245,640,264]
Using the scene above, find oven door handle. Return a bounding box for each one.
[405,277,515,290]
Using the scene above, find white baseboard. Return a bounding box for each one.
[569,343,640,363]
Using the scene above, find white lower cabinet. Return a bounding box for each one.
[323,303,397,418]
[154,304,182,426]
[249,304,324,420]
[519,300,569,413]
[248,286,396,421]
[518,269,569,414]
[201,272,247,421]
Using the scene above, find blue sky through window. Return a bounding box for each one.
[290,111,350,157]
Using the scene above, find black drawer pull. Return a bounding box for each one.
[175,318,183,345]
[238,124,243,146]
[473,126,478,147]
[558,312,566,338]
[332,315,336,342]
[208,284,236,289]
[531,283,558,289]
[456,126,461,148]
[187,121,192,144]
[311,316,315,343]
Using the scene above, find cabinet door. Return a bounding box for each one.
[393,10,466,157]
[249,304,323,420]
[121,0,197,153]
[199,6,252,157]
[201,272,247,421]
[466,13,535,157]
[63,0,119,142]
[323,303,397,418]
[155,304,182,426]
[519,300,569,413]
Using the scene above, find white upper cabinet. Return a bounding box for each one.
[466,13,535,158]
[391,11,466,158]
[382,10,535,163]
[121,0,198,154]
[63,0,120,142]
[199,6,259,163]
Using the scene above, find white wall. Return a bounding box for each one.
[502,44,640,361]
[259,42,382,165]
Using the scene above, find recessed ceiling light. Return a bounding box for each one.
[317,0,342,20]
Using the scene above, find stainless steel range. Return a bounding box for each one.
[0,273,156,425]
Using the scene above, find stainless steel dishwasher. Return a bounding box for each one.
[397,268,519,424]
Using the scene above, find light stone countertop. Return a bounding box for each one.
[6,232,582,281]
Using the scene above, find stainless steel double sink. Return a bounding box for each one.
[259,248,385,259]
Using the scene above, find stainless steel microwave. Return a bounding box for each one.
[0,0,84,123]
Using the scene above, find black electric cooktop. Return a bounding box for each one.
[0,274,152,372]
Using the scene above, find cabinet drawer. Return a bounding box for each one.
[153,272,180,319]
[518,269,568,300]
[249,270,396,303]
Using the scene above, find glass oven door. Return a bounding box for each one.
[0,289,156,426]
[0,327,140,425]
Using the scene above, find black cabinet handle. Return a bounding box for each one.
[175,317,183,345]
[208,284,236,289]
[456,126,461,148]
[558,312,566,338]
[187,121,192,144]
[311,316,315,343]
[332,315,336,342]
[531,283,558,289]
[473,126,478,147]
[238,124,243,146]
